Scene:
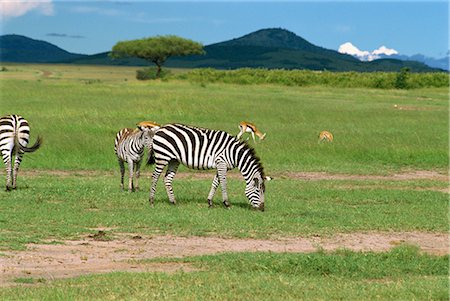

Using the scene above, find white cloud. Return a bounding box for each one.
[338,42,370,58]
[1,0,54,20]
[338,42,398,61]
[372,45,398,56]
[70,5,121,16]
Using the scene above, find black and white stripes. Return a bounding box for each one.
[114,123,158,191]
[0,114,42,191]
[148,123,265,210]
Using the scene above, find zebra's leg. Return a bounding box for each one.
[118,159,125,190]
[207,173,220,207]
[164,160,180,205]
[216,162,230,208]
[127,159,134,192]
[134,160,142,191]
[12,152,24,190]
[4,155,12,191]
[149,161,167,206]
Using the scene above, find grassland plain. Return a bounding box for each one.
[0,64,448,300]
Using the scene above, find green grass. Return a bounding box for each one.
[0,65,448,300]
[0,174,447,250]
[0,66,448,173]
[1,246,447,301]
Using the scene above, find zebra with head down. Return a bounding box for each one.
[147,123,268,210]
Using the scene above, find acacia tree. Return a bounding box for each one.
[111,35,204,77]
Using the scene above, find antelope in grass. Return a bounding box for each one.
[237,121,266,143]
[318,130,333,143]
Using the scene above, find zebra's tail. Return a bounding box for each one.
[18,136,43,153]
[146,148,155,165]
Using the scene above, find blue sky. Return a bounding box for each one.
[1,1,448,58]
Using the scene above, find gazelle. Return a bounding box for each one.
[237,121,266,143]
[318,130,333,143]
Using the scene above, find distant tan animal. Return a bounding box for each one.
[237,121,266,143]
[137,121,161,129]
[318,130,333,143]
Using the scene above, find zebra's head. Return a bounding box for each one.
[245,173,265,211]
[137,122,160,149]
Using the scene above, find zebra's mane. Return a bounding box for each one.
[164,123,265,178]
[236,139,265,179]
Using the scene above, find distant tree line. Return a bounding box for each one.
[173,68,449,89]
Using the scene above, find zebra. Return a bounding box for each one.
[114,121,160,192]
[147,123,266,210]
[0,114,42,191]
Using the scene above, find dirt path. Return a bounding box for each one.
[21,169,449,181]
[21,169,449,193]
[0,232,447,286]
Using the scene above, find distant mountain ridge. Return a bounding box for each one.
[0,34,87,63]
[166,28,441,72]
[0,29,444,72]
[382,54,449,71]
[338,41,449,71]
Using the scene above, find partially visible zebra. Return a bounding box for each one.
[114,121,160,192]
[147,123,266,210]
[0,115,42,191]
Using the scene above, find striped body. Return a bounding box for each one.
[318,130,333,143]
[114,125,157,191]
[0,115,42,191]
[148,123,265,210]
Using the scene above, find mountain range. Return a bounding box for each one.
[0,28,445,72]
[338,42,449,71]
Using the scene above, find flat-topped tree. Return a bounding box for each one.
[111,35,204,77]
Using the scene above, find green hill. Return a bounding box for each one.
[0,34,86,63]
[0,29,443,72]
[165,28,440,72]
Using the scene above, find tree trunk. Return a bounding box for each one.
[155,63,162,78]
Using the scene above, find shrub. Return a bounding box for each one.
[136,67,171,80]
[394,67,410,89]
[177,68,448,89]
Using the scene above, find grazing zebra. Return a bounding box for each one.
[147,123,266,210]
[114,121,160,192]
[0,114,42,191]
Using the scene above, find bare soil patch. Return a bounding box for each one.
[0,232,447,286]
[21,169,449,182]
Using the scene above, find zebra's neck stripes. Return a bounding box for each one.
[149,123,265,210]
